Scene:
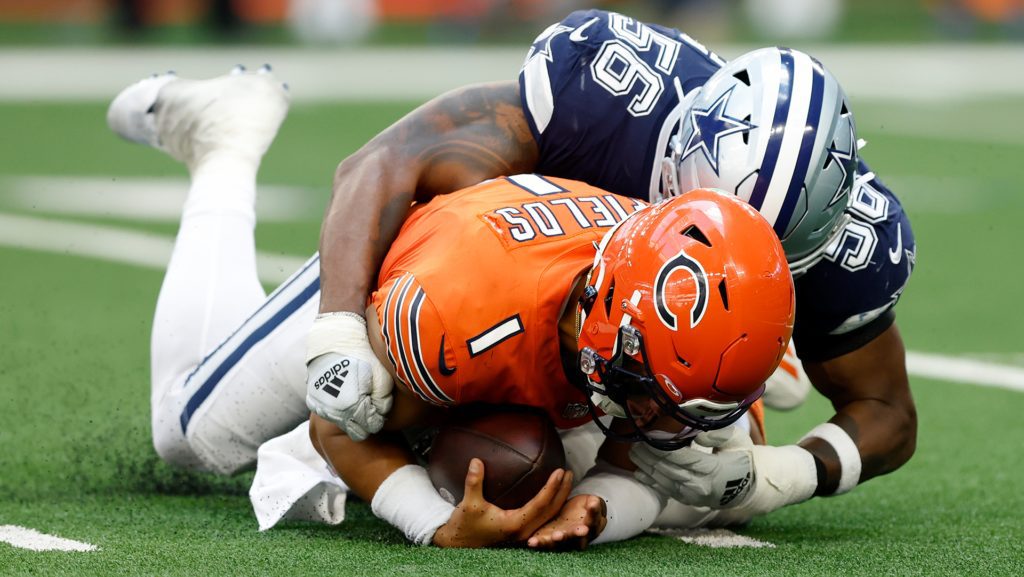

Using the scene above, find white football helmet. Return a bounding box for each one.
[661,47,858,276]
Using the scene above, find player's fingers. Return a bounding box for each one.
[527,524,567,551]
[527,528,554,549]
[547,527,588,552]
[590,496,608,536]
[552,469,574,505]
[513,468,568,535]
[634,469,657,487]
[522,468,567,512]
[537,469,575,525]
[343,420,369,442]
[461,458,486,508]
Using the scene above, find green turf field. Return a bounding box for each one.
[1,90,1022,576]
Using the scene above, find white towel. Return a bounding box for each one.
[249,420,348,531]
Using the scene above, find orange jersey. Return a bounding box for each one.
[370,174,646,428]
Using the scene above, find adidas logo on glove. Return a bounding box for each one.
[312,359,351,398]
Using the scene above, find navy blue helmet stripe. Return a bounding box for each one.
[747,49,795,212]
[179,257,321,433]
[772,59,825,237]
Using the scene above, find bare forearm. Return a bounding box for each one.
[309,413,416,501]
[318,148,415,314]
[316,81,536,314]
[800,324,917,494]
[800,399,916,494]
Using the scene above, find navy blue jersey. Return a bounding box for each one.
[792,165,917,359]
[518,9,915,359]
[520,9,724,201]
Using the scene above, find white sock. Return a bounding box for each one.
[150,155,267,409]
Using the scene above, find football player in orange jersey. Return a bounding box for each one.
[109,67,792,548]
[308,175,796,548]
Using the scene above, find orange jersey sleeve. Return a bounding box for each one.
[370,174,646,428]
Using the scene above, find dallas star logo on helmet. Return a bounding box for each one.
[824,121,857,208]
[681,86,755,176]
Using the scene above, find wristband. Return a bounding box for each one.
[370,464,455,546]
[315,311,366,324]
[571,461,666,545]
[306,312,369,363]
[800,423,862,495]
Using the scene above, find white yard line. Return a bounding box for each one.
[648,528,776,548]
[0,45,1021,103]
[0,212,309,286]
[0,176,319,222]
[906,351,1024,393]
[0,525,98,552]
[1,211,1022,392]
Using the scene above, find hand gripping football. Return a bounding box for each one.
[428,404,565,510]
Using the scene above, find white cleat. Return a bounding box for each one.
[107,66,290,171]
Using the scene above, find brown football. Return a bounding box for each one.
[428,403,565,510]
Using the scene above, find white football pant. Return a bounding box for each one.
[149,157,320,475]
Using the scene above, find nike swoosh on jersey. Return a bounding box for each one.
[569,17,599,42]
[438,335,456,376]
[888,222,903,264]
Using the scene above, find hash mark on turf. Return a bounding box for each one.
[648,528,776,548]
[0,525,99,552]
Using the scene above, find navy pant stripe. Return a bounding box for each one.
[179,256,320,433]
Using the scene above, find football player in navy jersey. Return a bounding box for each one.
[307,9,916,526]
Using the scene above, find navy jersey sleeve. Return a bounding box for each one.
[518,9,724,201]
[793,161,917,361]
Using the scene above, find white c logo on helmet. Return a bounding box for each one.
[655,249,709,330]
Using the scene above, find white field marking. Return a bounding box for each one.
[876,174,1024,215]
[905,351,1024,393]
[0,45,1021,103]
[648,528,776,548]
[0,525,98,552]
[0,212,310,286]
[0,176,319,222]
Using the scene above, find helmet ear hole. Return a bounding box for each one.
[741,115,751,144]
[681,224,712,247]
[717,278,730,311]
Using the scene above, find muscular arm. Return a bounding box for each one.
[309,383,432,501]
[798,323,917,494]
[317,81,539,314]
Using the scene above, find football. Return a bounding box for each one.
[428,404,565,510]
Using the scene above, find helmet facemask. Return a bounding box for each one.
[578,320,765,451]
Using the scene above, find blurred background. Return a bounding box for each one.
[0,4,1022,574]
[0,0,1022,45]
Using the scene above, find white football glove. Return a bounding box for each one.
[306,312,393,441]
[631,425,818,519]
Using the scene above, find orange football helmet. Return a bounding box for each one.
[577,188,795,449]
